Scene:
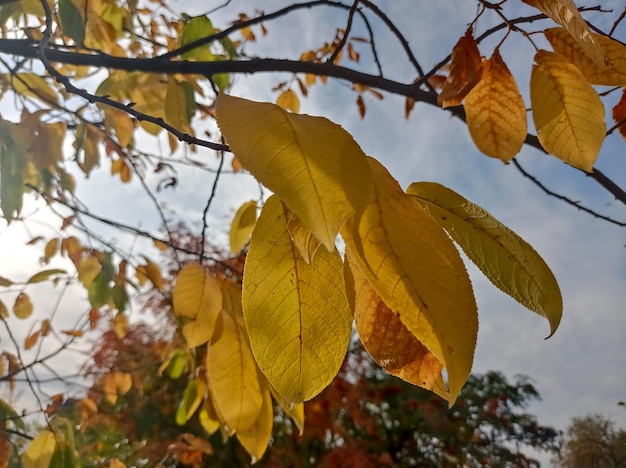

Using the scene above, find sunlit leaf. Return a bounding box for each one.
[243,195,352,403]
[544,27,626,86]
[523,0,609,67]
[612,89,626,140]
[464,50,527,162]
[269,386,305,435]
[199,399,221,436]
[286,210,322,264]
[346,255,448,398]
[236,381,273,463]
[438,28,481,108]
[530,50,605,172]
[207,311,264,432]
[216,94,372,251]
[21,431,56,468]
[27,269,67,284]
[13,293,33,319]
[173,262,222,320]
[407,182,563,336]
[341,158,477,404]
[276,89,300,113]
[181,16,215,61]
[229,200,257,253]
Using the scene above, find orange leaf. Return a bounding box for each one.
[24,331,40,350]
[276,89,300,113]
[438,28,482,108]
[612,89,626,140]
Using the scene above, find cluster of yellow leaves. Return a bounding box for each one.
[150,93,568,461]
[426,0,626,172]
[170,262,304,462]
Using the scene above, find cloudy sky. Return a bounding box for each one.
[0,0,624,458]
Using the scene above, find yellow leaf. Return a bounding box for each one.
[78,255,102,288]
[407,182,563,337]
[269,385,305,435]
[112,313,128,339]
[0,301,8,319]
[199,399,221,436]
[530,50,605,172]
[236,382,273,463]
[286,210,322,264]
[346,255,449,399]
[136,256,164,290]
[544,27,626,86]
[115,371,132,395]
[13,293,33,319]
[12,73,58,104]
[341,158,477,404]
[216,94,372,251]
[523,0,609,67]
[176,378,206,425]
[229,200,257,253]
[103,373,118,405]
[44,238,58,259]
[153,239,168,251]
[243,195,352,403]
[276,89,300,113]
[182,309,216,348]
[464,50,527,162]
[207,312,264,432]
[130,74,168,135]
[103,108,134,147]
[173,262,222,339]
[109,458,126,468]
[21,431,56,468]
[61,329,83,338]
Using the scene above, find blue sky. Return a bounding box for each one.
[0,0,624,459]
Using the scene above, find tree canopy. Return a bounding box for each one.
[0,0,624,465]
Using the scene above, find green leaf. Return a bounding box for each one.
[175,378,205,425]
[27,269,67,284]
[0,119,27,224]
[22,431,56,468]
[0,398,25,430]
[407,182,562,337]
[58,0,85,44]
[88,273,112,308]
[181,16,215,61]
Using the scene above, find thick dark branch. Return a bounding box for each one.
[1,38,625,208]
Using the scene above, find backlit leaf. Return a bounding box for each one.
[276,89,300,113]
[438,28,481,108]
[530,50,605,172]
[130,74,168,135]
[21,431,56,468]
[181,16,215,61]
[243,196,352,403]
[544,27,626,86]
[346,255,448,399]
[612,89,626,140]
[286,210,322,264]
[207,311,264,432]
[199,400,221,436]
[173,262,222,320]
[523,0,608,67]
[216,94,372,251]
[341,158,477,404]
[27,269,66,284]
[407,182,563,337]
[136,256,164,290]
[236,382,273,463]
[464,50,527,162]
[13,293,33,319]
[270,385,305,435]
[165,79,196,133]
[12,73,58,104]
[229,200,257,253]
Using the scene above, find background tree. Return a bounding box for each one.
[556,414,626,468]
[0,0,623,464]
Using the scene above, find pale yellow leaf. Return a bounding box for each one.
[243,195,352,404]
[269,385,305,435]
[236,382,273,463]
[229,200,257,253]
[173,262,222,320]
[286,210,322,264]
[523,0,609,67]
[13,293,33,319]
[21,431,56,468]
[216,94,372,251]
[464,50,527,162]
[346,255,448,399]
[130,74,168,135]
[544,27,626,86]
[276,89,300,113]
[207,312,263,432]
[530,50,605,172]
[407,182,563,337]
[78,255,102,288]
[341,158,477,404]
